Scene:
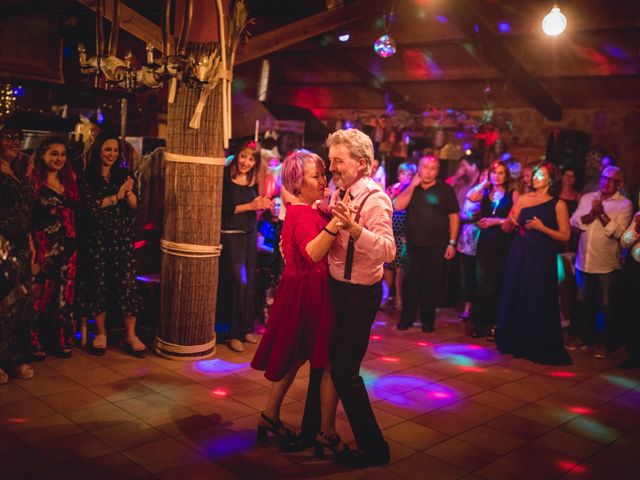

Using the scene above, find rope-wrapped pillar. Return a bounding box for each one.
[156,0,231,360]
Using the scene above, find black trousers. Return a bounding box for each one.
[217,231,257,340]
[300,278,386,454]
[401,243,446,327]
[459,253,477,303]
[621,256,640,360]
[573,269,619,348]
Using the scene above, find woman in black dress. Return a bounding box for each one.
[467,161,518,338]
[217,141,272,352]
[29,138,78,360]
[76,134,144,357]
[0,123,35,382]
[497,163,572,365]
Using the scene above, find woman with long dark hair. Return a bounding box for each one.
[29,138,78,360]
[467,161,518,338]
[76,134,144,357]
[217,140,272,352]
[0,123,35,382]
[497,163,572,365]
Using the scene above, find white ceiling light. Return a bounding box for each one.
[542,5,567,36]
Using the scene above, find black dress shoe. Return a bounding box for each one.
[422,323,434,333]
[335,442,390,468]
[618,358,640,370]
[396,322,411,331]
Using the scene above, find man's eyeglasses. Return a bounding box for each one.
[0,133,24,142]
[601,175,621,185]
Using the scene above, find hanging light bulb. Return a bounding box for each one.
[374,34,397,58]
[338,29,350,42]
[542,4,567,36]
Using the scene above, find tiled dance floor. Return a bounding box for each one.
[1,308,639,479]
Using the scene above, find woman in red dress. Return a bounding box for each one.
[251,149,341,449]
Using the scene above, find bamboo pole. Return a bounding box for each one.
[156,0,230,360]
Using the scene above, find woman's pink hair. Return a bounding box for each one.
[281,149,325,195]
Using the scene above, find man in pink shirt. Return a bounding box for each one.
[297,129,395,467]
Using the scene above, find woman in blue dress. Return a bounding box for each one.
[497,163,572,365]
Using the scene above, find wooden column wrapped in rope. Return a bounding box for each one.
[156,0,244,360]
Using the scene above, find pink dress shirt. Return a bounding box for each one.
[328,176,396,285]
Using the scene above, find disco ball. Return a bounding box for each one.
[374,34,397,58]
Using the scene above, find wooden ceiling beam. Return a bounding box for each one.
[322,45,423,114]
[235,0,394,65]
[76,0,163,49]
[444,0,563,121]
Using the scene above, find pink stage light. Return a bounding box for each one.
[557,461,587,473]
[380,356,400,362]
[549,371,576,378]
[459,366,485,372]
[429,391,451,399]
[568,406,592,415]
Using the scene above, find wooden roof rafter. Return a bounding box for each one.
[444,0,563,120]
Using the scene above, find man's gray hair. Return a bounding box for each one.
[326,128,374,176]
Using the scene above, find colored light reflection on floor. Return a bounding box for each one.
[602,373,639,389]
[433,343,497,366]
[416,341,429,347]
[374,321,387,326]
[549,371,576,378]
[194,359,249,373]
[458,366,485,373]
[557,461,585,473]
[380,356,400,362]
[568,406,592,414]
[370,335,382,341]
[372,375,431,392]
[8,418,28,424]
[211,389,228,397]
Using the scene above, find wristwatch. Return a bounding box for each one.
[448,239,457,246]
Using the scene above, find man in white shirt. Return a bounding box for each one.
[569,166,632,358]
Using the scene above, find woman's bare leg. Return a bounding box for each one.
[262,359,305,422]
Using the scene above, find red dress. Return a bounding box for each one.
[251,204,335,381]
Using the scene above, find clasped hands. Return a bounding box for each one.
[581,198,604,224]
[330,191,361,239]
[501,212,545,232]
[116,176,135,201]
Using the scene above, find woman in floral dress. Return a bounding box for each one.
[76,134,144,357]
[30,138,78,359]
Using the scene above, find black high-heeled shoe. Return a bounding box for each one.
[314,432,349,458]
[256,412,295,444]
[123,341,146,358]
[279,433,315,453]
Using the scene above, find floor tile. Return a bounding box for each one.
[57,452,151,479]
[426,438,498,471]
[388,452,466,479]
[383,420,449,450]
[32,431,115,467]
[40,388,108,413]
[122,437,204,474]
[6,413,83,444]
[475,457,553,480]
[534,429,603,460]
[456,425,526,455]
[65,403,137,430]
[91,419,168,450]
